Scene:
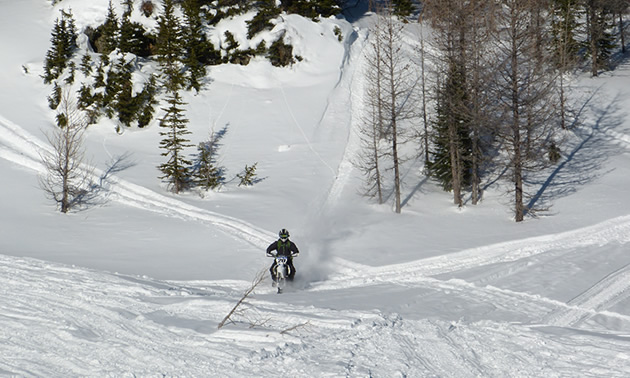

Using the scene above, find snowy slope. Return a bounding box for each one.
[1,0,630,376]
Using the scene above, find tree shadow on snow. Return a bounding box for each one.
[525,90,628,216]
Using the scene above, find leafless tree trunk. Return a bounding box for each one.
[39,89,93,213]
[363,1,417,213]
[355,1,387,203]
[468,0,497,204]
[491,0,559,222]
[417,9,430,170]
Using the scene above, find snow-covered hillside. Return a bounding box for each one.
[1,0,630,376]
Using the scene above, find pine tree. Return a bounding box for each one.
[585,0,616,76]
[102,62,122,117]
[80,53,92,76]
[182,0,208,92]
[114,59,136,128]
[48,81,62,110]
[100,1,119,55]
[158,90,193,193]
[156,0,185,93]
[267,37,295,67]
[43,9,78,84]
[237,163,259,187]
[247,0,281,39]
[119,3,137,54]
[119,1,154,57]
[428,60,473,200]
[136,75,158,128]
[392,0,414,18]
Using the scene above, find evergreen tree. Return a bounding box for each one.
[158,90,193,193]
[93,60,106,88]
[392,0,414,18]
[550,0,581,68]
[247,0,281,38]
[136,75,158,128]
[77,82,101,124]
[43,9,78,84]
[119,1,154,57]
[237,163,259,187]
[428,60,473,196]
[156,0,185,93]
[102,62,122,117]
[182,0,209,92]
[267,37,295,67]
[114,59,136,128]
[64,61,76,85]
[80,53,92,76]
[585,0,616,75]
[48,81,62,110]
[100,1,120,55]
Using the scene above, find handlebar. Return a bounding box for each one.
[267,252,299,257]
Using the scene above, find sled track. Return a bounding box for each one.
[0,115,273,249]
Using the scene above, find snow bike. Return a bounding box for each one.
[268,253,295,294]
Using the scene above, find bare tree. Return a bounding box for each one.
[417,7,430,170]
[490,0,559,221]
[355,0,387,204]
[424,0,488,207]
[611,0,629,52]
[466,0,497,205]
[551,0,580,130]
[39,90,93,213]
[367,1,417,213]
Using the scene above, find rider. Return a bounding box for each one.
[266,228,299,282]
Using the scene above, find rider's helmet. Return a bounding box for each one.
[279,229,290,241]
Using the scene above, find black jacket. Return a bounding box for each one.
[267,239,299,257]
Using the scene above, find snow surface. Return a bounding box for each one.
[1,0,630,376]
